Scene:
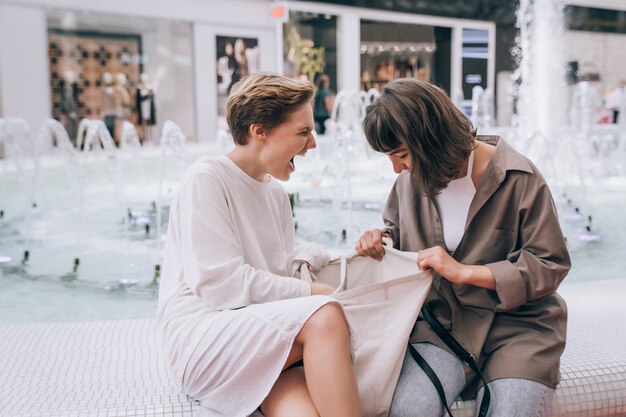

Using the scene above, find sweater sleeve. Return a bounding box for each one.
[176,173,310,311]
[486,178,571,311]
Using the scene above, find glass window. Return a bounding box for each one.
[360,20,436,92]
[283,11,338,91]
[46,10,195,144]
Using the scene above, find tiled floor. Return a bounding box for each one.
[0,279,625,417]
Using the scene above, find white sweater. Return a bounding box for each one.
[157,155,326,384]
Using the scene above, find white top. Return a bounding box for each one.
[156,155,330,389]
[435,150,476,253]
[139,88,152,120]
[606,87,623,109]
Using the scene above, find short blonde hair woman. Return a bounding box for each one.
[157,73,360,417]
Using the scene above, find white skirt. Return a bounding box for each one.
[183,295,357,417]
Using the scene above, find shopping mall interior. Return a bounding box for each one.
[1,0,626,416]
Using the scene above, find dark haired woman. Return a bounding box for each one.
[158,73,360,417]
[356,78,570,417]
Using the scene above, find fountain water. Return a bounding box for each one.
[509,0,608,247]
[3,0,625,325]
[470,86,495,130]
[514,0,567,143]
[120,121,142,151]
[287,88,391,249]
[1,117,184,306]
[0,118,32,181]
[155,120,188,243]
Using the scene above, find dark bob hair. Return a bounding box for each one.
[363,79,476,196]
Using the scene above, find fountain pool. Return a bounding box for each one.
[1,132,625,325]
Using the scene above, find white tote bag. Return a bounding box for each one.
[298,244,432,417]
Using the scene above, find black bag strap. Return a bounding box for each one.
[408,308,491,417]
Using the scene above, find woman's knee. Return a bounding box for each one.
[477,378,553,417]
[261,367,318,417]
[298,302,349,342]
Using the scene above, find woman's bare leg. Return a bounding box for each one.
[301,302,360,417]
[262,302,360,417]
[299,302,361,417]
[261,367,318,417]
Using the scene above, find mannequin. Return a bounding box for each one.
[112,72,131,145]
[135,72,156,143]
[101,71,117,144]
[60,70,79,145]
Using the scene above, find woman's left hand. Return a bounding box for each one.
[417,246,468,284]
[417,246,497,289]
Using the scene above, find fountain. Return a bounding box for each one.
[470,86,495,130]
[155,120,188,243]
[0,118,32,180]
[289,88,386,247]
[120,121,142,151]
[0,117,194,317]
[2,0,626,325]
[505,0,611,247]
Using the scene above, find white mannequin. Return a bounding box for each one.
[136,72,156,142]
[61,70,79,144]
[63,70,77,85]
[100,71,117,144]
[102,72,115,115]
[114,73,131,116]
[138,73,153,121]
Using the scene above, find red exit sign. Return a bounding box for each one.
[271,2,288,22]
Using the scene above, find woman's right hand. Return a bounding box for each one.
[310,282,335,296]
[355,229,388,261]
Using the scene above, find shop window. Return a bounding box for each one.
[461,28,489,99]
[283,11,338,91]
[360,20,436,92]
[46,10,195,144]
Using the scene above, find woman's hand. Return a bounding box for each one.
[417,246,496,289]
[355,229,388,261]
[310,282,336,295]
[417,246,469,284]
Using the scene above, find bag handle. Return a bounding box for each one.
[298,256,348,295]
[299,236,393,293]
[408,308,490,417]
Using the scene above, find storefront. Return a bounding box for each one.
[282,1,495,110]
[0,0,501,148]
[0,0,277,150]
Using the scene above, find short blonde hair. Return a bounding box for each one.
[226,72,315,145]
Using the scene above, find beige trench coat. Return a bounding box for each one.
[383,136,570,398]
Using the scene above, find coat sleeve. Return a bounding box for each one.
[486,177,571,311]
[176,173,311,311]
[383,178,402,249]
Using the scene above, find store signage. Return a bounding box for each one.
[271,2,289,23]
[465,74,482,84]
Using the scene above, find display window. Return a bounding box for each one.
[48,29,143,144]
[360,20,437,92]
[46,10,195,144]
[283,11,338,91]
[461,28,489,99]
